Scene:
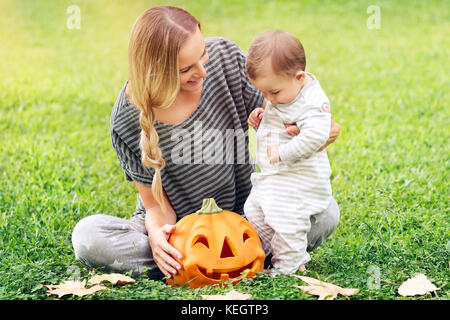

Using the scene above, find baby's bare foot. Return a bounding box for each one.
[298,265,306,273]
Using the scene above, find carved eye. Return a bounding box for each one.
[193,235,209,248]
[243,230,251,243]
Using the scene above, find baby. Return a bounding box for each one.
[244,30,336,274]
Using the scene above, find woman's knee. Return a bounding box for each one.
[71,214,156,275]
[326,197,340,233]
[72,214,110,265]
[307,198,340,251]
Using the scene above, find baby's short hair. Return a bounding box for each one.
[246,30,306,80]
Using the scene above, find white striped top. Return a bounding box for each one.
[253,73,332,212]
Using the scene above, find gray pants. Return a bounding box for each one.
[71,198,340,278]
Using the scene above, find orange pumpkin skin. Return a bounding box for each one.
[166,198,265,289]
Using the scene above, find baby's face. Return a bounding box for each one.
[250,72,302,105]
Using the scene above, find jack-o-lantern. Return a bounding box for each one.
[167,198,265,288]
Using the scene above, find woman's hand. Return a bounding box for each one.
[147,223,183,278]
[318,105,340,151]
[133,181,182,278]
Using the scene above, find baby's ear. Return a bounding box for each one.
[295,70,306,81]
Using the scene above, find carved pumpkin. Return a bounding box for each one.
[167,198,265,288]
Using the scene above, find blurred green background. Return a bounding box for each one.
[0,0,448,299]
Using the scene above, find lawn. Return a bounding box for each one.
[0,0,448,300]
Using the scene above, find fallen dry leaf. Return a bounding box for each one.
[292,275,358,300]
[45,280,107,298]
[88,273,135,285]
[201,289,252,300]
[398,273,439,297]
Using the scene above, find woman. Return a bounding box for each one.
[72,6,340,279]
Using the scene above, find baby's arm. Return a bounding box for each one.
[278,103,331,163]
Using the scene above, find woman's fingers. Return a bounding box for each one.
[329,115,340,141]
[160,224,183,259]
[152,248,171,277]
[159,262,176,278]
[157,249,181,276]
[161,223,176,236]
[321,104,331,113]
[162,241,183,261]
[149,224,184,277]
[318,107,340,152]
[284,123,300,136]
[154,244,182,277]
[321,104,340,141]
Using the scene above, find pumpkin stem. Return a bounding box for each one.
[196,198,223,215]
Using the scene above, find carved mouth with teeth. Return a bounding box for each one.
[166,199,266,289]
[197,260,256,282]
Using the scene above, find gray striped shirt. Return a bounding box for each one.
[110,37,264,219]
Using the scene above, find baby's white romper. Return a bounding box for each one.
[244,73,333,274]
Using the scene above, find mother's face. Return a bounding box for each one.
[178,27,209,93]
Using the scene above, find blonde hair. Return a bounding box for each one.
[128,6,200,210]
[246,29,306,80]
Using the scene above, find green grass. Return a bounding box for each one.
[0,0,448,300]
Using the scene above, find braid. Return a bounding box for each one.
[127,5,201,213]
[139,108,166,212]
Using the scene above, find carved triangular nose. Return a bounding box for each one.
[220,237,235,258]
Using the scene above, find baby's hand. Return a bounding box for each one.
[267,145,281,165]
[284,123,300,137]
[248,107,264,128]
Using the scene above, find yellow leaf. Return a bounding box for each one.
[88,273,135,285]
[398,273,439,297]
[44,280,107,298]
[292,275,358,300]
